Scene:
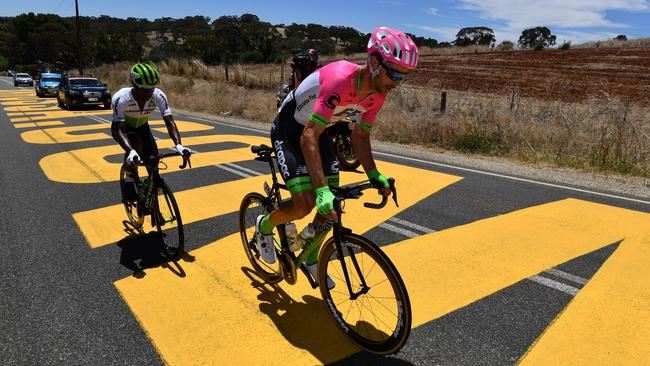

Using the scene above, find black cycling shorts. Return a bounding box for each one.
[124,122,159,164]
[271,96,339,194]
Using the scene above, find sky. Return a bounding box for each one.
[2,0,649,44]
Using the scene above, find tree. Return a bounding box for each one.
[454,27,495,47]
[518,27,556,49]
[497,40,514,51]
[614,35,627,41]
[0,54,8,70]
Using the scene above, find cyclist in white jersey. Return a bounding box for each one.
[111,63,191,202]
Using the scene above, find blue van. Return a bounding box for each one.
[35,72,63,97]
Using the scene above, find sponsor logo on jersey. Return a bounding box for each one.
[296,165,308,175]
[334,108,363,118]
[329,160,339,174]
[325,93,341,109]
[296,94,317,112]
[274,139,291,178]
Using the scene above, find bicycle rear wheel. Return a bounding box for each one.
[318,233,412,355]
[153,180,184,261]
[239,192,283,284]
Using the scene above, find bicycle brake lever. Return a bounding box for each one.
[179,154,191,169]
[388,178,398,207]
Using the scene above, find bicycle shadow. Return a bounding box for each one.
[240,267,414,365]
[117,231,194,278]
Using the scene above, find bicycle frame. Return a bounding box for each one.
[132,152,189,223]
[254,145,395,296]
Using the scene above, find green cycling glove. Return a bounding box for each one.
[314,185,335,216]
[367,168,389,188]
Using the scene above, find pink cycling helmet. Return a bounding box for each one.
[367,27,419,70]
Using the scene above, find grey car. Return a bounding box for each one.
[14,73,34,86]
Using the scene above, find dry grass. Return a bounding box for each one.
[576,37,650,49]
[376,85,650,176]
[87,59,650,177]
[88,61,278,123]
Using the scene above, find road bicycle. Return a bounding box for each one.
[120,151,191,261]
[239,144,411,355]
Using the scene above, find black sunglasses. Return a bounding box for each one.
[377,58,408,81]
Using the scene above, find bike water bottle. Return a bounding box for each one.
[285,223,299,251]
[294,224,316,252]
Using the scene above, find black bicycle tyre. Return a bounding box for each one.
[119,164,144,227]
[318,233,412,355]
[239,192,283,284]
[334,139,361,171]
[154,180,184,261]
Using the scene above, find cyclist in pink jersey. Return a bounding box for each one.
[256,27,419,289]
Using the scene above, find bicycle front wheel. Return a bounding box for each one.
[318,233,412,355]
[239,192,283,284]
[153,180,184,261]
[120,164,144,230]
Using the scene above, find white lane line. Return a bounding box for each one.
[375,151,650,206]
[182,115,269,135]
[388,217,435,233]
[0,78,15,85]
[544,268,588,285]
[87,115,110,124]
[223,162,262,176]
[379,223,420,238]
[178,114,650,206]
[214,164,253,179]
[528,275,579,296]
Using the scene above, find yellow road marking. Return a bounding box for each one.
[8,109,113,122]
[520,230,650,365]
[40,134,268,183]
[21,120,215,144]
[73,160,460,248]
[5,104,61,112]
[113,162,460,365]
[116,198,649,365]
[14,121,66,129]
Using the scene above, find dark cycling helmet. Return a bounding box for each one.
[292,53,308,68]
[130,63,160,89]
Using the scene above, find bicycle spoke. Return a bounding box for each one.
[368,277,390,289]
[363,293,384,335]
[357,297,395,335]
[366,293,399,318]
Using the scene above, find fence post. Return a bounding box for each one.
[440,91,447,113]
[510,89,516,110]
[224,64,229,82]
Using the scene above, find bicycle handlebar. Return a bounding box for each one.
[332,178,398,209]
[133,151,192,169]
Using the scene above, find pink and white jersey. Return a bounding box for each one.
[282,60,386,130]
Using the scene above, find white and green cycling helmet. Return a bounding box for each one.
[130,63,160,89]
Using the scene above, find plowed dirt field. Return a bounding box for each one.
[409,47,650,103]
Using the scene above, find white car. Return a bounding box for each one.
[14,73,34,86]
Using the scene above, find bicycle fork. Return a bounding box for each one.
[332,224,369,300]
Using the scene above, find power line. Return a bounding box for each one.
[53,0,68,13]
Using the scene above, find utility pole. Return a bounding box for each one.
[74,0,83,74]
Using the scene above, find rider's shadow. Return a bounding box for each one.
[241,267,414,365]
[117,231,191,278]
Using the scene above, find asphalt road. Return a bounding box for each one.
[1,78,648,365]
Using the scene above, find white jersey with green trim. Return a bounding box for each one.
[112,87,172,128]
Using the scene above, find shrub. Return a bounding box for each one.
[453,132,498,153]
[497,41,514,51]
[559,41,571,50]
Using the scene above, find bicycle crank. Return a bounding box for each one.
[278,252,297,285]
